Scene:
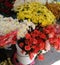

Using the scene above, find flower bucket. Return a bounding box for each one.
[16,44,37,65]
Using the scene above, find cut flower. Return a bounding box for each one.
[17,23,60,61]
[14,2,56,26]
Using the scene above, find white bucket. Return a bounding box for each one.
[16,44,37,65]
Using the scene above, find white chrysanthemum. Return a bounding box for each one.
[17,20,35,39]
[0,15,35,39]
[0,15,20,35]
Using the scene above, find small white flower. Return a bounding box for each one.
[17,20,35,39]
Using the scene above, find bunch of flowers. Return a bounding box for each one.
[0,15,20,35]
[14,2,56,26]
[17,23,60,61]
[17,25,49,61]
[17,20,35,39]
[44,24,60,51]
[0,14,20,47]
[46,3,60,20]
[0,15,36,48]
[0,0,15,15]
[0,30,17,47]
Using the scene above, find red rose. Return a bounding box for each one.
[38,54,44,61]
[43,28,50,34]
[25,33,31,39]
[40,32,46,39]
[39,42,45,50]
[34,30,40,34]
[33,39,38,44]
[19,42,24,48]
[25,45,31,51]
[32,45,36,49]
[31,33,36,38]
[49,38,54,45]
[54,42,59,49]
[29,53,34,60]
[34,47,39,53]
[25,39,30,45]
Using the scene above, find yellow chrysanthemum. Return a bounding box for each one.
[14,2,56,26]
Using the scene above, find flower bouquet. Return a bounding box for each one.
[0,14,60,65]
[15,18,60,65]
[13,2,56,26]
[49,24,60,51]
[16,23,47,64]
[0,14,20,48]
[15,21,50,64]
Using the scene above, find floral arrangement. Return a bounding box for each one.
[0,15,20,47]
[0,15,20,35]
[17,23,60,61]
[17,20,35,39]
[13,2,56,26]
[17,27,48,60]
[0,14,60,65]
[0,1,60,65]
[0,0,15,15]
[0,15,35,48]
[44,24,60,51]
